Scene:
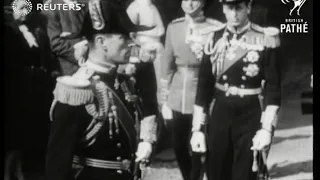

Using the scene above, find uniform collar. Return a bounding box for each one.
[226,21,251,35]
[85,60,117,75]
[185,11,206,24]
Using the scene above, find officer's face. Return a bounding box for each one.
[181,0,204,16]
[223,2,251,28]
[98,34,132,64]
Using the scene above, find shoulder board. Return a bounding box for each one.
[251,23,280,48]
[52,67,96,106]
[251,23,265,33]
[53,76,94,106]
[171,17,185,24]
[206,18,224,27]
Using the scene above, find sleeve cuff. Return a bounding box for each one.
[159,78,170,104]
[140,115,157,144]
[192,105,206,132]
[261,105,280,129]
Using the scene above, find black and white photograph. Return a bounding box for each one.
[3,0,313,180]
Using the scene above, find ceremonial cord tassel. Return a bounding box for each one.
[252,150,258,172]
[108,112,114,139]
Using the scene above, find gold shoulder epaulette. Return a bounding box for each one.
[251,23,280,48]
[251,23,265,33]
[171,17,185,24]
[200,21,226,35]
[53,76,95,106]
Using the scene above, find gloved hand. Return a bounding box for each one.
[161,103,173,120]
[125,64,137,75]
[135,142,153,163]
[73,40,89,65]
[251,129,272,151]
[190,131,207,153]
[19,25,38,48]
[140,44,157,62]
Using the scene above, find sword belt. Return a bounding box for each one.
[73,155,132,171]
[215,83,262,96]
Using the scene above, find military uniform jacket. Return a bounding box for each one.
[161,16,223,114]
[49,62,158,177]
[195,22,282,113]
[43,0,88,75]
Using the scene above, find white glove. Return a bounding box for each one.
[135,142,153,163]
[251,129,272,151]
[19,25,38,48]
[161,103,173,120]
[190,131,207,153]
[73,40,89,65]
[125,64,137,75]
[311,75,313,88]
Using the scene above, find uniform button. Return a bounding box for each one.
[242,76,247,80]
[117,143,121,148]
[116,156,122,161]
[222,75,228,80]
[243,57,248,62]
[224,83,229,88]
[117,170,123,174]
[240,85,245,88]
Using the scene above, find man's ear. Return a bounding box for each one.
[95,34,108,51]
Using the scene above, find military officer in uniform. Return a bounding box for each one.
[190,0,282,180]
[45,0,158,180]
[159,0,222,179]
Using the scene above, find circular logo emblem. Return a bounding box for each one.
[12,0,33,16]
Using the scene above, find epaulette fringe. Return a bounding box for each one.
[251,23,280,48]
[53,82,95,106]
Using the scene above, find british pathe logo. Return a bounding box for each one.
[12,0,32,16]
[280,0,309,33]
[281,0,307,16]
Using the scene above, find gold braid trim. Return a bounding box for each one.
[81,80,112,147]
[140,115,157,143]
[210,31,229,76]
[85,80,110,119]
[251,23,280,48]
[159,78,170,105]
[53,82,94,106]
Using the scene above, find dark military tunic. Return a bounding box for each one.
[195,22,281,180]
[45,62,158,180]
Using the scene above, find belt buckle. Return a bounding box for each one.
[227,86,239,96]
[122,159,131,171]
